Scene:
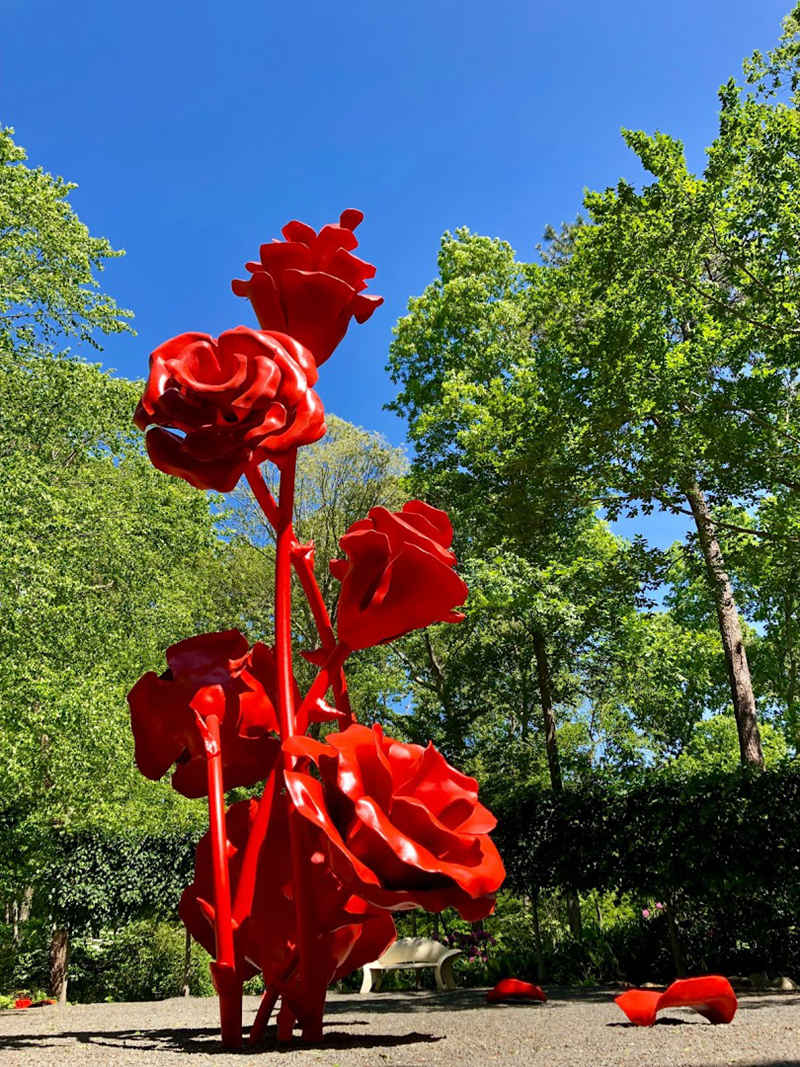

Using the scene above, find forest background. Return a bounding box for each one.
[3,4,800,1001]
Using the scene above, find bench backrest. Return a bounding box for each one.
[377,937,450,965]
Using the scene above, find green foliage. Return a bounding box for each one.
[493,764,800,901]
[0,351,238,924]
[43,828,200,934]
[69,922,214,1002]
[668,714,787,775]
[0,127,133,357]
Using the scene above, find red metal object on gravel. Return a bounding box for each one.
[129,210,505,1049]
[614,975,738,1026]
[487,979,547,1003]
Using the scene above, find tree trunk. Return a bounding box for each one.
[684,480,764,767]
[532,631,582,937]
[530,891,545,985]
[532,631,562,790]
[49,928,69,1004]
[182,926,192,997]
[666,902,687,978]
[19,885,33,923]
[565,893,583,940]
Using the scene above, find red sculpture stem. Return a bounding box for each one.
[292,550,336,646]
[249,986,280,1045]
[249,956,298,1046]
[291,552,354,724]
[296,643,351,731]
[246,461,353,723]
[274,452,317,1034]
[231,761,279,925]
[204,713,242,1049]
[245,464,280,528]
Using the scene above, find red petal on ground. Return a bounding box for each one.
[487,979,547,1003]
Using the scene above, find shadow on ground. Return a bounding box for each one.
[0,1024,442,1057]
[328,986,616,1014]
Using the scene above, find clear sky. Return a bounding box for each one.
[1,0,790,544]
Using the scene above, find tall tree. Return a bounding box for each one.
[0,127,132,358]
[388,232,661,935]
[522,7,800,765]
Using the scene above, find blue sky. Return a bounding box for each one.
[1,0,790,546]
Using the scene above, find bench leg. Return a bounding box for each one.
[437,959,456,991]
[360,967,385,994]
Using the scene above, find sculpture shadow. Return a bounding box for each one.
[607,1017,701,1028]
[0,1025,441,1057]
[332,986,613,1014]
[737,995,800,1011]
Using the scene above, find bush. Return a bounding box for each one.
[68,922,214,1002]
[0,919,50,994]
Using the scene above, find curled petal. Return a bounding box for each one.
[135,328,321,491]
[127,631,282,799]
[233,210,382,366]
[285,724,504,920]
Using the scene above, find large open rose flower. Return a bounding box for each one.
[128,630,281,798]
[232,209,383,368]
[285,724,505,920]
[134,327,325,492]
[330,501,468,650]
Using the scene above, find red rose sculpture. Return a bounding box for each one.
[130,208,504,1049]
[134,326,325,491]
[181,798,396,1004]
[614,976,738,1027]
[232,209,383,367]
[128,630,281,798]
[330,501,468,650]
[285,724,504,920]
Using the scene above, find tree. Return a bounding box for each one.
[388,231,664,937]
[0,127,132,358]
[0,353,239,996]
[520,9,800,766]
[388,231,655,784]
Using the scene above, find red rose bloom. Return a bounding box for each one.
[285,724,505,920]
[134,327,325,492]
[330,500,468,650]
[127,630,281,798]
[232,209,383,368]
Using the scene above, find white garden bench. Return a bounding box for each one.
[360,936,461,994]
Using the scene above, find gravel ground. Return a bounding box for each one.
[0,988,798,1067]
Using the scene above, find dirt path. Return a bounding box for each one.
[1,988,798,1066]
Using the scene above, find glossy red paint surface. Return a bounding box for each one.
[486,978,547,1003]
[614,976,738,1026]
[130,210,503,1048]
[232,209,383,367]
[135,327,324,491]
[330,501,468,650]
[127,630,281,799]
[286,724,505,921]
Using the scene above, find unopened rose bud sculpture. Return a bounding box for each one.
[128,210,505,1048]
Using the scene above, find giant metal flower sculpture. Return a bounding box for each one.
[128,210,504,1049]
